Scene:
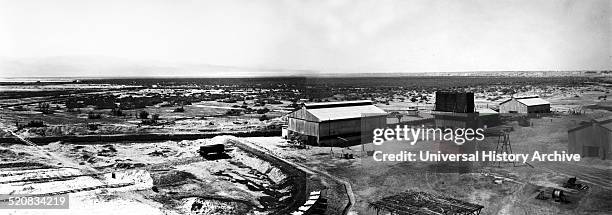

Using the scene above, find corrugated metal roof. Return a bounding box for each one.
[517,97,550,106]
[304,100,373,109]
[600,122,612,131]
[514,95,540,99]
[306,104,386,121]
[568,122,592,133]
[594,115,612,123]
[477,108,498,116]
[567,120,612,133]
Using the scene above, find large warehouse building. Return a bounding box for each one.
[499,96,550,114]
[286,100,387,146]
[568,116,612,160]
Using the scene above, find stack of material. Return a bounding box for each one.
[369,190,484,215]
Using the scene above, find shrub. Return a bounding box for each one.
[25,120,45,127]
[226,109,241,116]
[87,124,99,131]
[139,111,149,119]
[38,103,53,114]
[88,112,102,119]
[256,107,270,114]
[173,107,185,112]
[110,108,124,116]
[259,114,269,121]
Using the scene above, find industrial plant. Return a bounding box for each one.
[1,0,610,214]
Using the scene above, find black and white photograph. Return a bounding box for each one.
[0,0,610,214]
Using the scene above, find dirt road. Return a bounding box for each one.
[537,161,611,190]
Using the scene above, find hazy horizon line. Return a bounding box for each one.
[0,70,608,80]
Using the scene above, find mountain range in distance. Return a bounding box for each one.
[0,56,609,79]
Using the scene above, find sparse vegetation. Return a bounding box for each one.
[110,108,124,116]
[87,112,102,119]
[0,75,610,215]
[139,111,149,119]
[259,114,269,121]
[256,107,270,114]
[25,120,45,128]
[225,109,242,116]
[87,123,99,130]
[37,103,53,114]
[173,107,185,112]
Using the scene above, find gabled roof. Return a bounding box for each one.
[593,115,612,124]
[600,122,612,131]
[513,95,540,99]
[307,105,386,121]
[499,96,549,106]
[568,122,592,133]
[304,100,373,109]
[289,100,387,122]
[517,97,550,106]
[595,116,612,131]
[568,119,612,133]
[499,98,513,105]
[477,108,499,116]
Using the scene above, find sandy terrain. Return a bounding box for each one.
[243,109,612,215]
[0,136,300,215]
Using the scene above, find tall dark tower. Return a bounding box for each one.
[435,91,475,113]
[495,129,515,167]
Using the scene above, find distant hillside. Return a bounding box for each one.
[0,56,608,78]
[0,56,311,78]
[319,71,610,77]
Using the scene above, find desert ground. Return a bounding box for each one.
[242,112,612,214]
[0,75,610,214]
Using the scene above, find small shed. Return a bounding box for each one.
[568,116,612,160]
[499,96,550,114]
[477,108,500,128]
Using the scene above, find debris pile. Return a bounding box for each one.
[369,190,484,215]
[186,198,251,215]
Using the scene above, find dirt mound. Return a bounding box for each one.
[114,162,146,169]
[44,141,65,150]
[0,148,31,161]
[0,161,50,169]
[147,147,176,157]
[96,145,117,157]
[152,170,198,186]
[187,198,251,215]
[231,150,288,184]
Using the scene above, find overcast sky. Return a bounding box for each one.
[0,0,610,76]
